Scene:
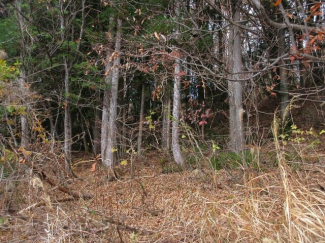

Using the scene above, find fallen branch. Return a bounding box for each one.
[38,170,92,200]
[18,197,76,214]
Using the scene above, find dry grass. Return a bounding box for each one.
[1,144,325,242]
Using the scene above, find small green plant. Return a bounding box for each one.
[0,147,18,179]
[186,154,198,168]
[210,150,256,170]
[161,164,183,174]
[0,59,19,81]
[130,232,138,243]
[267,151,279,167]
[159,156,183,173]
[212,142,220,153]
[0,217,7,226]
[158,156,168,167]
[145,110,156,130]
[284,150,302,163]
[281,124,319,145]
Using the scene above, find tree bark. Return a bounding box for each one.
[50,101,61,152]
[172,57,184,165]
[63,58,72,173]
[137,83,145,158]
[171,0,184,166]
[162,84,171,150]
[101,17,114,166]
[48,110,56,140]
[278,29,289,122]
[278,2,297,122]
[228,6,244,152]
[93,95,101,155]
[81,122,89,153]
[15,0,29,149]
[18,69,29,149]
[105,18,122,171]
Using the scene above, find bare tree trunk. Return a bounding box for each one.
[105,18,122,172]
[81,122,89,153]
[63,58,72,173]
[79,110,96,154]
[166,89,171,150]
[228,6,244,152]
[162,84,171,150]
[278,2,296,123]
[278,29,289,122]
[171,0,184,166]
[15,0,29,149]
[48,111,56,140]
[58,0,86,172]
[59,0,72,173]
[18,70,29,149]
[167,93,171,150]
[101,83,110,163]
[93,96,101,155]
[101,17,114,167]
[172,58,184,165]
[137,83,145,158]
[50,101,61,152]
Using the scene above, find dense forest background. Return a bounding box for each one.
[0,0,325,242]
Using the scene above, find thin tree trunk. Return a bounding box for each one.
[59,0,73,173]
[49,111,56,140]
[64,58,72,173]
[105,18,122,172]
[228,6,244,152]
[50,101,61,152]
[166,90,171,150]
[79,109,96,154]
[171,0,184,166]
[279,2,297,122]
[101,85,110,163]
[162,84,171,150]
[18,69,29,148]
[101,17,114,167]
[278,29,289,122]
[93,96,101,155]
[15,0,29,149]
[137,83,145,158]
[202,118,205,139]
[81,122,89,153]
[172,57,184,165]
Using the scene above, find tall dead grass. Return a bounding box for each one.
[1,123,325,242]
[151,119,325,242]
[195,118,325,242]
[198,170,325,242]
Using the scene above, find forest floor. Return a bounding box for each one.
[1,139,325,243]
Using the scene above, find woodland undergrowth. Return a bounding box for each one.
[1,130,325,243]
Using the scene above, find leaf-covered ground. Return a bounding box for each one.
[1,142,325,243]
